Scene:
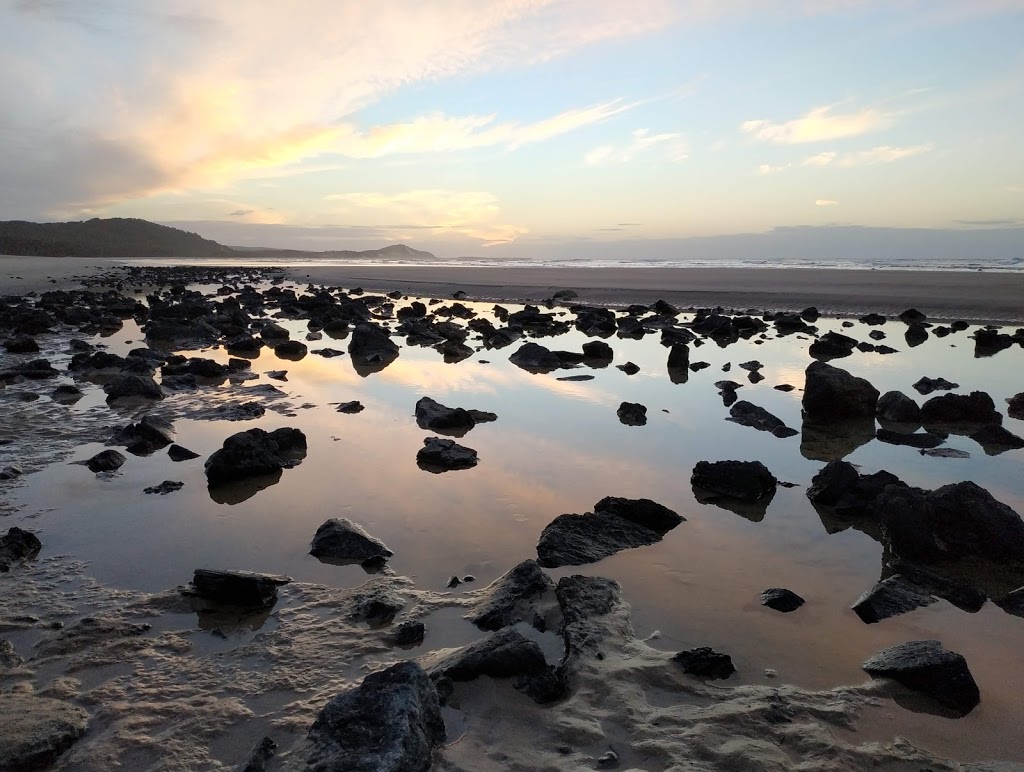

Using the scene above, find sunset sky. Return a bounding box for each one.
[2,1,1023,256]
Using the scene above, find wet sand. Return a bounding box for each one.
[287,264,1024,322]
[2,255,1023,322]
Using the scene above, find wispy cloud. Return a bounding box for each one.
[585,128,688,165]
[815,199,839,207]
[802,151,838,167]
[325,189,524,245]
[760,144,932,175]
[741,104,893,144]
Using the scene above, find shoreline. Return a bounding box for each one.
[2,256,1024,323]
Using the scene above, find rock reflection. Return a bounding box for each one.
[692,485,775,522]
[800,417,876,461]
[208,470,283,505]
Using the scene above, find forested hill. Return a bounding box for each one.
[0,218,235,257]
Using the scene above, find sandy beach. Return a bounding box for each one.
[2,255,1023,323]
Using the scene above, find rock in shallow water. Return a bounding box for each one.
[416,436,478,472]
[852,576,937,624]
[727,400,798,438]
[802,360,879,420]
[862,639,980,716]
[305,661,445,772]
[310,518,393,564]
[204,427,307,485]
[0,693,89,771]
[466,559,554,631]
[760,588,805,612]
[0,527,42,572]
[83,449,126,474]
[691,460,777,503]
[672,647,736,680]
[187,568,291,608]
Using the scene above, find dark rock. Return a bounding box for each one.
[1,358,60,381]
[310,518,393,564]
[913,377,959,395]
[3,336,39,353]
[536,497,683,568]
[874,481,1024,565]
[446,576,461,588]
[393,621,426,647]
[920,391,1002,430]
[313,348,345,358]
[187,568,291,608]
[508,342,563,372]
[888,560,987,613]
[274,340,307,360]
[760,588,805,612]
[800,416,877,462]
[51,384,84,403]
[919,448,971,459]
[416,437,478,472]
[239,736,276,772]
[801,307,820,322]
[860,313,887,325]
[727,401,798,438]
[852,576,937,623]
[103,374,164,403]
[305,661,445,772]
[466,559,554,631]
[204,427,307,485]
[672,647,736,680]
[555,575,620,627]
[802,361,879,420]
[110,414,175,454]
[691,460,777,503]
[348,323,399,372]
[617,361,640,375]
[0,693,88,771]
[431,627,547,682]
[905,323,929,347]
[552,289,578,300]
[667,343,689,370]
[617,402,647,426]
[1007,392,1024,420]
[876,429,946,449]
[876,391,921,425]
[351,584,405,625]
[899,308,927,324]
[974,328,1015,357]
[556,375,594,382]
[143,480,184,495]
[582,340,613,362]
[266,370,288,381]
[167,444,200,462]
[415,396,494,435]
[259,322,290,341]
[863,640,979,716]
[809,331,858,360]
[336,400,364,414]
[84,449,126,473]
[0,527,42,572]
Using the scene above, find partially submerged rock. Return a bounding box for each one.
[204,427,307,486]
[310,518,393,565]
[430,627,547,683]
[186,568,291,608]
[616,401,647,426]
[536,497,683,568]
[83,449,126,473]
[416,437,478,472]
[103,374,164,403]
[167,444,200,462]
[802,361,879,420]
[876,391,922,425]
[863,640,980,716]
[414,396,496,435]
[913,376,958,395]
[508,341,563,372]
[920,391,1002,431]
[143,480,184,495]
[691,460,777,520]
[760,588,805,613]
[672,647,736,680]
[852,576,937,624]
[0,527,42,571]
[727,400,798,438]
[305,661,445,772]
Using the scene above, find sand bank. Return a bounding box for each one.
[286,264,1024,323]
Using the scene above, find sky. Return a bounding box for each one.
[1,0,1023,258]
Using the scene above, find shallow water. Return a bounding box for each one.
[2,279,1024,764]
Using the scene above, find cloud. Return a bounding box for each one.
[955,218,1024,227]
[758,163,791,175]
[584,128,688,165]
[815,199,839,206]
[325,189,525,245]
[741,104,893,144]
[802,151,838,167]
[835,144,933,166]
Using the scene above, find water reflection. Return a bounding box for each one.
[208,470,283,505]
[800,417,876,461]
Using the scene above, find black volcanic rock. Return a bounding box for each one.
[310,518,393,564]
[0,526,42,571]
[852,576,937,624]
[416,437,478,472]
[760,588,805,612]
[863,640,979,716]
[802,361,879,420]
[691,460,777,503]
[187,568,291,608]
[466,559,554,631]
[617,401,647,426]
[204,428,306,486]
[876,391,921,425]
[103,374,164,403]
[508,342,563,372]
[727,400,798,438]
[920,391,1002,430]
[672,647,736,680]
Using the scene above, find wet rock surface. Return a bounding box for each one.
[727,400,798,437]
[186,568,291,608]
[672,647,736,680]
[863,640,980,716]
[416,436,478,472]
[802,360,880,420]
[310,518,393,564]
[760,587,805,613]
[0,693,89,771]
[0,526,42,571]
[466,559,555,630]
[204,427,307,485]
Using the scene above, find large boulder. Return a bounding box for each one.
[466,559,555,631]
[348,323,399,373]
[186,569,291,608]
[430,627,547,682]
[920,391,1002,430]
[876,391,922,425]
[863,640,980,716]
[103,374,165,403]
[83,449,126,474]
[0,693,89,771]
[874,481,1024,565]
[802,361,879,420]
[310,518,393,564]
[0,527,42,571]
[508,342,563,372]
[691,460,777,506]
[536,497,683,568]
[305,661,445,772]
[852,576,937,624]
[204,428,307,485]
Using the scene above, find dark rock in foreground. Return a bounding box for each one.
[310,518,393,564]
[802,361,879,420]
[874,481,1024,565]
[760,588,805,612]
[466,559,554,631]
[536,497,683,568]
[863,640,980,716]
[305,661,445,772]
[617,401,647,426]
[416,437,478,472]
[852,576,937,624]
[727,400,798,438]
[0,527,42,572]
[186,568,291,608]
[84,449,126,473]
[672,647,736,680]
[238,736,276,772]
[393,621,426,647]
[0,693,89,771]
[431,627,547,683]
[204,427,307,485]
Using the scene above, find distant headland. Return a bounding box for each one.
[0,217,435,260]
